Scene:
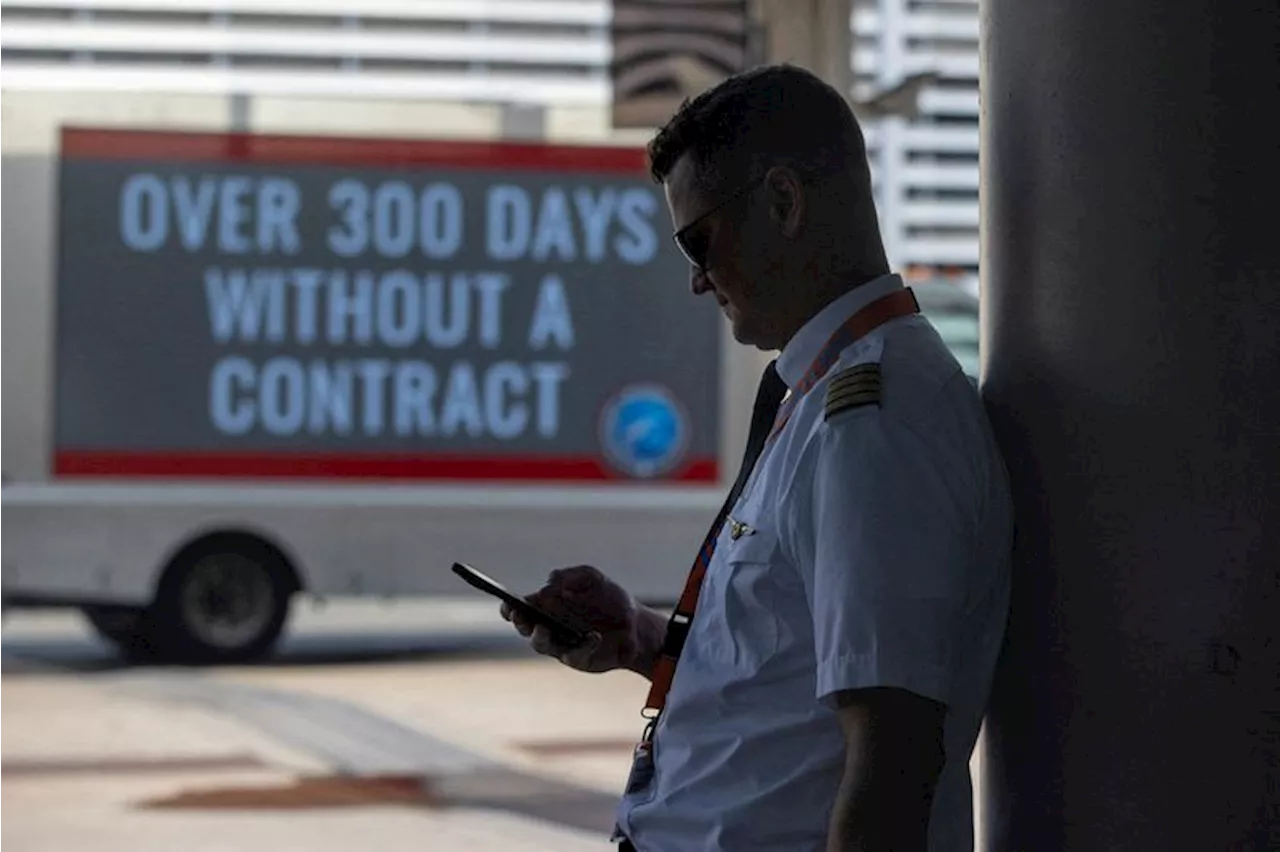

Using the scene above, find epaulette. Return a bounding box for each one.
[824,363,881,420]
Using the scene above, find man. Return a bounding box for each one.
[501,64,1012,852]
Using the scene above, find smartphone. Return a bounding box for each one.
[451,562,588,647]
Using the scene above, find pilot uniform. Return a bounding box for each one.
[615,273,1013,851]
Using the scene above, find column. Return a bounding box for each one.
[980,1,1279,849]
[756,0,853,95]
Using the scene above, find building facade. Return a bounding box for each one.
[1,0,980,278]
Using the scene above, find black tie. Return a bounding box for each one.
[714,360,789,525]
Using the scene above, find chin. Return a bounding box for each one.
[726,306,775,349]
[729,320,771,350]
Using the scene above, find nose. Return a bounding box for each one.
[690,266,712,296]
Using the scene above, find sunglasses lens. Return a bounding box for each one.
[675,230,709,270]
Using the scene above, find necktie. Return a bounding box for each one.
[640,361,788,724]
[715,360,788,529]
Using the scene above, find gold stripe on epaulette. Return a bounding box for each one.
[827,385,880,407]
[828,363,879,386]
[828,376,880,394]
[824,364,882,419]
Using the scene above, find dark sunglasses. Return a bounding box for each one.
[672,175,766,271]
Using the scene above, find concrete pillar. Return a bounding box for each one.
[980,1,1279,849]
[228,92,252,132]
[756,0,853,98]
[499,103,546,140]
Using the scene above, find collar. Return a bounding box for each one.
[775,273,906,389]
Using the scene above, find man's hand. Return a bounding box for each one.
[826,687,947,852]
[500,565,667,677]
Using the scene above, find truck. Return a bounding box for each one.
[1,91,979,665]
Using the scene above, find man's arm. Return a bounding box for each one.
[826,687,947,852]
[786,403,969,849]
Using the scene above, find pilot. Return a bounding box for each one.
[502,64,1012,852]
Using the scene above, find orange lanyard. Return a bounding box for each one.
[639,287,920,739]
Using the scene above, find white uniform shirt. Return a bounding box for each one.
[616,274,1013,851]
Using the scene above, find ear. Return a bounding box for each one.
[763,166,805,239]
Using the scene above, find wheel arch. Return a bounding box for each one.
[149,525,306,603]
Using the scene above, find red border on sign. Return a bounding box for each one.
[59,127,651,175]
[54,450,719,483]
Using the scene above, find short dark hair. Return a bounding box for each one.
[647,64,872,195]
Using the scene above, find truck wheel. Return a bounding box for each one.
[149,539,293,664]
[82,605,157,659]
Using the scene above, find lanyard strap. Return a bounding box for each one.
[640,287,920,726]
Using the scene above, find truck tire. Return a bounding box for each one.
[148,537,293,664]
[82,605,157,659]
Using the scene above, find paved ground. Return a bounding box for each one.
[2,601,642,851]
[2,600,987,851]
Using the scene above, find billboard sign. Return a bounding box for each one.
[53,128,721,483]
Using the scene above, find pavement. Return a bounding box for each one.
[2,600,988,851]
[2,600,644,851]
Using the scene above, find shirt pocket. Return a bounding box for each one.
[722,522,781,564]
[696,522,785,668]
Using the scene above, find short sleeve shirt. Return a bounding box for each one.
[615,274,1013,851]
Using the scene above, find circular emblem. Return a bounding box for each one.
[599,384,689,479]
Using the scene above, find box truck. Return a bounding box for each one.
[2,98,978,664]
[2,115,770,662]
